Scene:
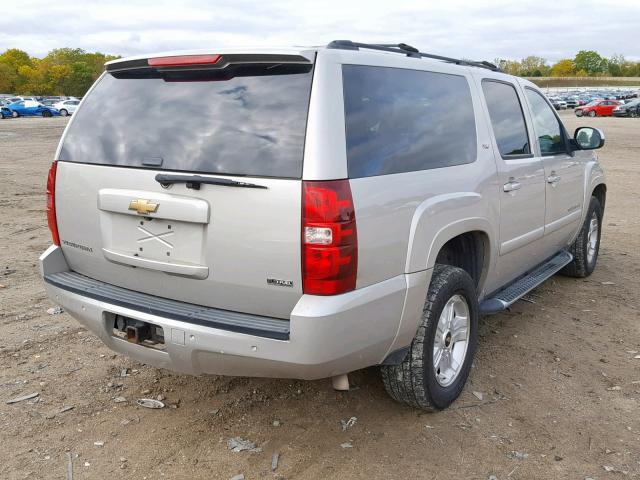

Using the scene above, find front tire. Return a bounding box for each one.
[381,265,479,410]
[575,110,583,117]
[59,109,68,117]
[11,110,18,118]
[561,196,602,278]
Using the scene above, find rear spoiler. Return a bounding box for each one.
[106,53,312,73]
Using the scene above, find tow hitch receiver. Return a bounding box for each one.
[126,322,150,343]
[109,313,165,350]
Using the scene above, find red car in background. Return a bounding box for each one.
[575,100,621,117]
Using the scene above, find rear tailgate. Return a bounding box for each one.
[53,52,315,319]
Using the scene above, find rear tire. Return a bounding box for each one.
[588,110,597,117]
[561,196,602,278]
[42,110,52,118]
[59,109,68,117]
[381,265,479,410]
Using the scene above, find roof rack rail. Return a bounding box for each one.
[326,40,501,72]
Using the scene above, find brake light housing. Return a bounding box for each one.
[148,54,221,67]
[302,180,357,295]
[46,161,60,246]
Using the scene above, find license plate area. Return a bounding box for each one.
[97,188,209,276]
[103,214,205,265]
[107,312,166,350]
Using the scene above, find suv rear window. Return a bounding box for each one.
[342,65,477,178]
[58,63,314,178]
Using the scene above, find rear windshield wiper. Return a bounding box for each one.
[155,174,267,190]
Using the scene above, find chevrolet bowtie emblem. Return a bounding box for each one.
[128,199,159,215]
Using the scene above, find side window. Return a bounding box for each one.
[342,65,477,178]
[525,89,566,155]
[481,80,530,157]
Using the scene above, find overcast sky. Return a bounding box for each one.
[1,0,638,62]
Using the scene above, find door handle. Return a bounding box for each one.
[547,173,561,185]
[503,180,522,192]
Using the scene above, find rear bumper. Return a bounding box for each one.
[40,245,417,380]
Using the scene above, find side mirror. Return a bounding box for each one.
[573,127,605,150]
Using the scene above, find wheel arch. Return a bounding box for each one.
[571,160,606,246]
[433,230,491,293]
[591,182,606,212]
[405,201,495,296]
[583,160,606,220]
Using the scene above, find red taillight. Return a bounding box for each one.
[302,180,357,295]
[148,54,221,67]
[46,161,60,246]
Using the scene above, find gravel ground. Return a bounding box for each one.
[0,111,639,479]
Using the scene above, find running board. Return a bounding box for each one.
[480,251,573,315]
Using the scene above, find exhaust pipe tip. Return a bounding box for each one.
[331,374,350,391]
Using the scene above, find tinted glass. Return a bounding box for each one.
[59,64,313,178]
[482,80,530,157]
[342,65,477,178]
[525,89,566,155]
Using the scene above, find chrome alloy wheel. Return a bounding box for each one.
[586,211,599,264]
[433,294,470,387]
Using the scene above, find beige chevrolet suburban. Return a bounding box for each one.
[40,41,606,410]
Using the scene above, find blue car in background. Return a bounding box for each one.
[7,100,60,117]
[1,106,12,119]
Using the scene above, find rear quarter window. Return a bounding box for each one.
[342,65,477,178]
[481,80,531,157]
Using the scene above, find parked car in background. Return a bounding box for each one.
[575,100,621,117]
[0,106,12,118]
[613,99,640,117]
[7,100,60,117]
[6,96,36,103]
[563,98,579,108]
[548,98,566,110]
[53,99,80,116]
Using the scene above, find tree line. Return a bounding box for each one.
[495,50,640,78]
[1,47,638,97]
[0,48,119,97]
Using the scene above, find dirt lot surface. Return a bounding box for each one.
[1,111,639,480]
